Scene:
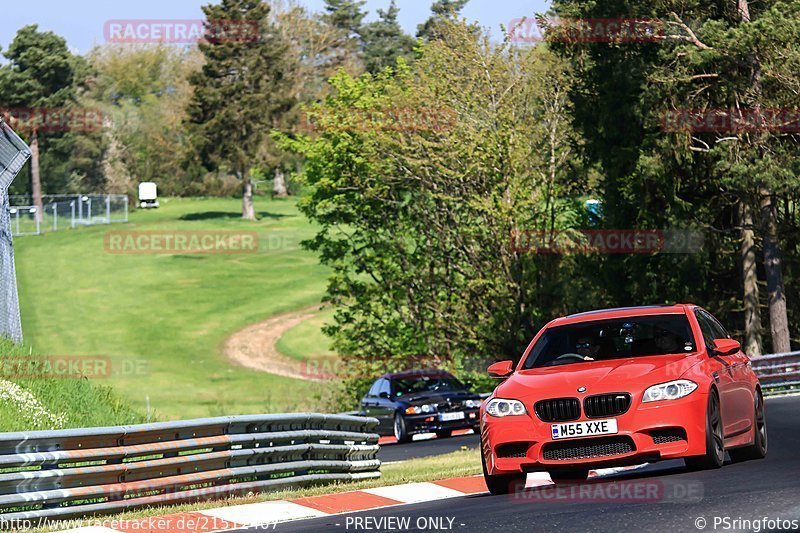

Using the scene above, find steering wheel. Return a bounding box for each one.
[544,353,587,367]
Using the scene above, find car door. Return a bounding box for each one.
[362,380,382,426]
[703,310,754,435]
[374,378,396,433]
[695,310,738,437]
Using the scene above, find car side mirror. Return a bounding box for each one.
[712,338,740,357]
[488,360,514,379]
[379,392,390,399]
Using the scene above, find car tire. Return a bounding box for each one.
[685,390,725,471]
[435,429,453,439]
[481,448,526,496]
[729,390,768,462]
[549,469,589,483]
[393,413,412,443]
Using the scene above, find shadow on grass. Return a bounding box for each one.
[179,211,291,221]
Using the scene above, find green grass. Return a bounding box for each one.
[14,196,334,420]
[277,307,337,362]
[28,448,481,533]
[0,340,146,432]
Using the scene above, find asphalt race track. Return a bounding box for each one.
[377,432,480,463]
[240,395,800,532]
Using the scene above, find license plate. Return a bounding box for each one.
[439,411,465,422]
[551,419,618,440]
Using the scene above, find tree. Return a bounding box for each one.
[361,1,415,74]
[549,0,800,353]
[280,22,582,404]
[322,0,367,73]
[416,0,469,41]
[88,44,201,195]
[187,0,292,219]
[0,25,77,218]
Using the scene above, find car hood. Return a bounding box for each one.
[397,390,480,406]
[495,354,703,400]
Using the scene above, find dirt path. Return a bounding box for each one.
[223,305,325,381]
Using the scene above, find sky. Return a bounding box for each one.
[1,0,550,55]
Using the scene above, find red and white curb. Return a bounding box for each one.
[377,428,474,446]
[59,467,644,533]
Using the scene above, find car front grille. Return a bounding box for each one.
[542,436,635,461]
[651,428,687,444]
[436,401,464,413]
[534,398,581,422]
[584,393,632,418]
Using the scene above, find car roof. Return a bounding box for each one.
[381,368,455,380]
[550,304,696,327]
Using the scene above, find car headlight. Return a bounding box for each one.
[486,398,527,417]
[405,403,438,415]
[464,399,480,409]
[642,380,698,403]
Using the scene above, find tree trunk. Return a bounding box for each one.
[273,168,289,198]
[242,176,256,220]
[739,200,762,356]
[29,132,43,223]
[759,188,791,353]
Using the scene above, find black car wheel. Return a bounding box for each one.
[394,413,411,443]
[729,390,768,462]
[686,390,725,470]
[481,447,526,495]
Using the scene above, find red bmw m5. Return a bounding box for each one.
[481,304,768,494]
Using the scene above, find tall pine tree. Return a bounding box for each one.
[361,1,415,74]
[323,0,367,72]
[416,0,469,41]
[187,0,291,219]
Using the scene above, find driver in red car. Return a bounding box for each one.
[575,336,598,361]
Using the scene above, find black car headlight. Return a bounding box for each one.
[405,403,438,415]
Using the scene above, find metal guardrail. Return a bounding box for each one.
[0,413,380,526]
[752,351,800,396]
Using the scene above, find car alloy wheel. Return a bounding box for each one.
[686,390,724,470]
[730,390,768,462]
[393,413,411,443]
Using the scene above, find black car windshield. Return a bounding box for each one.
[522,314,697,369]
[392,376,465,397]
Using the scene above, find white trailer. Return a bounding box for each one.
[138,182,159,208]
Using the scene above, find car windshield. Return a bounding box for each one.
[522,314,697,369]
[392,376,465,397]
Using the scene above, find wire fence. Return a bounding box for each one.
[7,194,129,236]
[0,119,30,343]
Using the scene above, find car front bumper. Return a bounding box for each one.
[482,390,708,474]
[405,409,480,435]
